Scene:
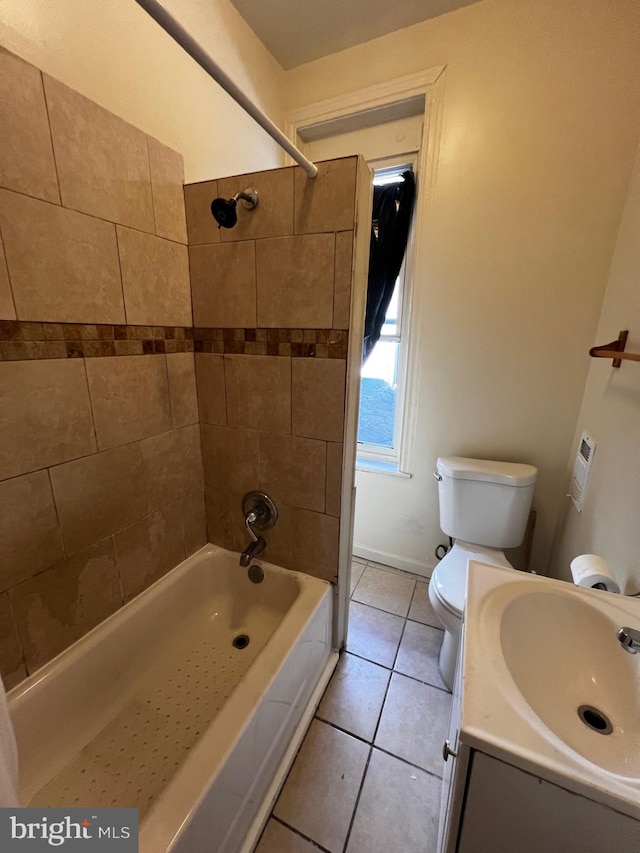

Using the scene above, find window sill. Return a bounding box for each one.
[356,457,412,478]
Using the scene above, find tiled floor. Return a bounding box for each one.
[255,558,451,853]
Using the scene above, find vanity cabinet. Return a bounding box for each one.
[454,751,640,853]
[437,622,640,853]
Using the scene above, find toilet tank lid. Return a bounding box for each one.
[437,456,537,486]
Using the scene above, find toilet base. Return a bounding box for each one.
[438,628,458,692]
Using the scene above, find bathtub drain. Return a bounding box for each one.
[232,634,250,650]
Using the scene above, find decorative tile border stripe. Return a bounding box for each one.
[0,320,194,361]
[193,328,349,359]
[0,321,349,360]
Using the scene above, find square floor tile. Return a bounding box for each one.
[255,819,320,853]
[274,719,369,852]
[375,673,451,775]
[408,581,441,627]
[346,601,405,668]
[394,620,447,690]
[317,652,390,742]
[351,565,415,617]
[346,748,441,853]
[349,561,366,596]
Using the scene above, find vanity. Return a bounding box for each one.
[437,562,640,853]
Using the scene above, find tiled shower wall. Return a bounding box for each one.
[0,46,361,692]
[0,48,206,688]
[185,158,359,582]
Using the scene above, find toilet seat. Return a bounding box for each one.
[432,542,513,615]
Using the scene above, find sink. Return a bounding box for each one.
[499,590,640,777]
[463,562,640,819]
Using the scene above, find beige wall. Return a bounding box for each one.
[551,142,640,594]
[0,0,285,181]
[286,0,640,574]
[0,49,205,689]
[185,159,360,582]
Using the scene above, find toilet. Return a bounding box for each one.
[428,456,537,690]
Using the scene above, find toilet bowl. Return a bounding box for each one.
[428,542,514,689]
[430,456,537,690]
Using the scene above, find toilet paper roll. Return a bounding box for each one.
[570,554,620,594]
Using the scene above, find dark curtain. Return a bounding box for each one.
[362,170,416,362]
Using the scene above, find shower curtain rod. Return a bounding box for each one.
[134,0,318,178]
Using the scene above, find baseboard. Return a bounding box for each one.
[352,543,435,578]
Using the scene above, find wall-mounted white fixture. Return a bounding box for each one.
[569,431,597,512]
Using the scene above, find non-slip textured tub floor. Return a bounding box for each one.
[30,620,266,816]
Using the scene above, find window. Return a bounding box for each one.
[357,160,415,474]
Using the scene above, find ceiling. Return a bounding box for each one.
[229,0,483,69]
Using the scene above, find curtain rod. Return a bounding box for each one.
[133,0,318,178]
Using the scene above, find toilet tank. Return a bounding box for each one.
[436,456,537,548]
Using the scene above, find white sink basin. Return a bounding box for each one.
[499,590,640,777]
[463,563,640,819]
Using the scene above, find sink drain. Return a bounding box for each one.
[577,704,613,735]
[232,634,250,650]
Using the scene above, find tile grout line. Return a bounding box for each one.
[340,744,373,853]
[270,815,332,852]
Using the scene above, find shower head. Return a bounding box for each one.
[210,187,258,229]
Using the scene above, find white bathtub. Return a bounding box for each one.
[8,544,335,852]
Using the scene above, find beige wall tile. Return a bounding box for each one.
[181,491,207,557]
[0,237,16,320]
[50,443,147,555]
[224,354,291,434]
[195,354,227,426]
[141,426,202,512]
[2,664,27,692]
[218,167,294,242]
[140,427,189,511]
[294,158,357,235]
[326,441,343,517]
[256,234,335,328]
[0,471,63,592]
[0,593,24,689]
[44,75,154,232]
[116,503,185,602]
[0,359,96,481]
[86,355,172,450]
[190,242,256,327]
[11,538,122,673]
[204,486,233,551]
[184,180,220,246]
[117,226,191,327]
[166,352,199,428]
[0,189,125,324]
[0,48,59,204]
[200,424,259,495]
[180,423,205,491]
[259,433,326,512]
[148,137,187,244]
[292,358,346,442]
[334,230,354,329]
[290,508,339,582]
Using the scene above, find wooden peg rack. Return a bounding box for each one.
[589,330,640,368]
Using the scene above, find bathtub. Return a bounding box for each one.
[8,544,335,852]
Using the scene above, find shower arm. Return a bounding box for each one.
[133,0,318,178]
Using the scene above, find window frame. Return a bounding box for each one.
[356,155,417,473]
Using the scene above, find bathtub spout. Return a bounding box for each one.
[240,536,266,567]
